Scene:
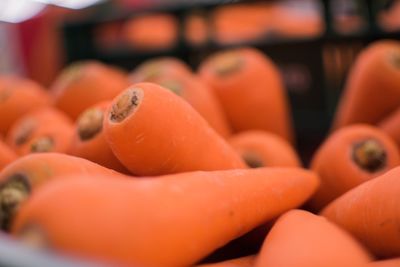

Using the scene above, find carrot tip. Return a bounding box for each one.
[30,137,54,153]
[213,52,243,76]
[242,152,264,168]
[0,174,30,231]
[352,139,387,172]
[110,88,143,123]
[78,108,103,141]
[14,119,36,146]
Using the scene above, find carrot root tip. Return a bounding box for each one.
[110,88,142,123]
[159,80,182,95]
[213,53,243,76]
[30,137,54,153]
[78,108,104,141]
[242,152,264,168]
[352,139,387,172]
[0,174,30,231]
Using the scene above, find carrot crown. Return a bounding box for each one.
[352,139,387,172]
[212,52,243,76]
[110,88,143,123]
[30,136,54,153]
[0,173,30,231]
[242,152,264,168]
[78,108,104,141]
[14,119,36,146]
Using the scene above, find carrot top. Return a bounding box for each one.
[109,88,143,123]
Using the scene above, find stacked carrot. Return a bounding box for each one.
[1,40,400,267]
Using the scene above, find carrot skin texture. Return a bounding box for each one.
[13,167,319,267]
[333,40,400,129]
[0,140,17,171]
[104,83,246,175]
[254,209,372,267]
[321,166,400,258]
[198,47,294,143]
[0,76,50,135]
[308,124,400,211]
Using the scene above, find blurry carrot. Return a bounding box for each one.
[0,139,17,171]
[368,258,400,267]
[379,107,400,147]
[121,13,177,51]
[254,209,372,267]
[104,83,245,175]
[184,11,208,46]
[67,101,129,173]
[198,47,294,143]
[0,76,50,135]
[333,40,400,129]
[6,107,74,156]
[138,71,231,138]
[308,124,400,211]
[321,166,400,258]
[196,255,255,267]
[229,130,301,168]
[13,167,319,267]
[129,57,192,83]
[51,61,129,120]
[0,153,127,231]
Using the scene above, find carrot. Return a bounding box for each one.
[368,258,400,267]
[51,61,129,120]
[103,83,245,175]
[121,13,177,51]
[184,11,208,46]
[229,130,301,168]
[12,167,319,267]
[6,107,74,156]
[332,40,400,129]
[129,57,192,83]
[307,124,400,211]
[0,75,50,135]
[0,153,127,231]
[0,139,17,171]
[198,47,294,143]
[135,71,231,138]
[196,255,255,267]
[67,101,129,173]
[321,165,400,258]
[379,107,400,147]
[254,209,372,267]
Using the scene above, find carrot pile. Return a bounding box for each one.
[1,40,400,266]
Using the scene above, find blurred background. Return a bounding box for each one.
[1,0,400,157]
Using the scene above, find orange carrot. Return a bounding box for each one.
[121,13,177,51]
[333,40,400,129]
[51,61,129,120]
[134,70,231,138]
[103,83,246,175]
[308,124,400,211]
[12,167,319,267]
[229,130,301,168]
[67,101,129,173]
[0,153,127,231]
[254,209,372,267]
[0,75,50,135]
[379,107,400,147]
[129,57,192,83]
[321,166,400,258]
[198,47,294,143]
[0,139,17,171]
[368,258,400,267]
[6,107,74,156]
[196,255,255,267]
